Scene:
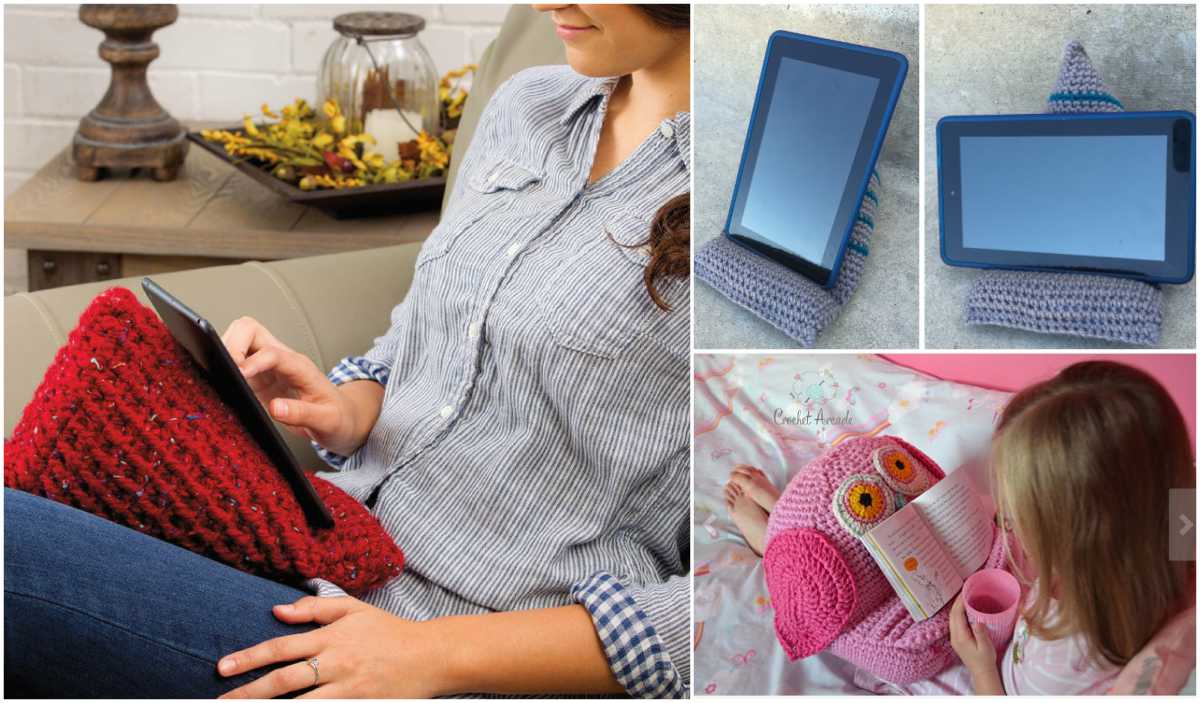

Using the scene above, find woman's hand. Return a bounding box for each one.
[949,593,1005,694]
[217,596,451,698]
[220,316,365,455]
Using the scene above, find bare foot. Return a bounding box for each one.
[725,480,768,556]
[730,464,782,513]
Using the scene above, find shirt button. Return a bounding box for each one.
[505,242,521,258]
[659,122,674,139]
[439,405,454,420]
[467,322,480,339]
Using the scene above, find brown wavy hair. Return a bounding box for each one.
[992,361,1194,667]
[635,4,690,311]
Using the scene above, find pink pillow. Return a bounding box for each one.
[763,435,1011,684]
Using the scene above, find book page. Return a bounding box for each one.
[863,504,963,621]
[910,468,994,579]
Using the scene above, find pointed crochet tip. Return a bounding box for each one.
[1047,40,1123,113]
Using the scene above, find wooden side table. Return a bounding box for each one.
[5,146,439,291]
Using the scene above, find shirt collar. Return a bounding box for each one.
[668,111,691,174]
[560,75,621,126]
[560,73,691,175]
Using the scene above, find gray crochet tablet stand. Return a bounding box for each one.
[963,41,1165,346]
[695,171,880,348]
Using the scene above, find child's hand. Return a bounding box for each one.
[949,593,1004,693]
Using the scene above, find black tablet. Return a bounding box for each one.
[938,111,1195,283]
[722,30,908,288]
[142,277,335,530]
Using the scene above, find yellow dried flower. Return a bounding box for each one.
[204,89,465,192]
[417,131,449,171]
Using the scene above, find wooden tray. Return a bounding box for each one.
[187,130,445,219]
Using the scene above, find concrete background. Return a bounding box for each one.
[925,4,1196,349]
[693,4,919,349]
[3,3,506,294]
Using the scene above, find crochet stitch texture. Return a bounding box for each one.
[696,171,880,347]
[4,287,404,595]
[762,435,1010,684]
[963,41,1163,346]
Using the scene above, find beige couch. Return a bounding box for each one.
[4,6,564,470]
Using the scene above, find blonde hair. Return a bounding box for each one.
[992,361,1194,667]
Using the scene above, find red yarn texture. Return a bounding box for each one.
[4,287,403,595]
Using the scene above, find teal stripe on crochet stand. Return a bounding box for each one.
[848,241,869,257]
[855,213,874,229]
[1048,91,1124,109]
[863,189,879,206]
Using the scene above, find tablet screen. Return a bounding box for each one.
[738,59,880,267]
[960,134,1167,261]
[724,32,907,287]
[938,112,1194,284]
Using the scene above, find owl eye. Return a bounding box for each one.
[832,474,896,537]
[872,444,932,497]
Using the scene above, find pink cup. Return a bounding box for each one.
[962,568,1021,649]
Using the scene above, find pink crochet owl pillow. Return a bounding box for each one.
[762,435,1009,684]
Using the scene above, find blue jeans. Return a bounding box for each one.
[4,488,318,697]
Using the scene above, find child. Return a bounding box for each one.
[725,360,1194,694]
[952,360,1194,694]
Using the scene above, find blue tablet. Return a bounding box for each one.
[938,112,1196,284]
[722,30,907,288]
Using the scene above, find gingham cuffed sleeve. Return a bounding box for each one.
[311,355,390,469]
[571,572,690,698]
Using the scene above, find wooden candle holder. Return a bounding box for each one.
[73,4,188,182]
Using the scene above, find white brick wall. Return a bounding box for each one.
[3,3,507,196]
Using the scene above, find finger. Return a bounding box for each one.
[221,317,280,365]
[220,658,324,699]
[243,368,279,396]
[218,631,321,678]
[268,398,340,435]
[220,317,253,364]
[242,346,324,395]
[948,594,971,643]
[972,623,996,654]
[274,596,362,625]
[239,346,282,379]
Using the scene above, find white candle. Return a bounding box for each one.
[363,109,423,159]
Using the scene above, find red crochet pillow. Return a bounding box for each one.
[4,287,403,595]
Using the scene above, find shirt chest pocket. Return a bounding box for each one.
[417,159,543,269]
[541,214,676,360]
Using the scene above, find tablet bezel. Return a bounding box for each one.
[937,111,1196,284]
[722,29,908,289]
[142,277,336,530]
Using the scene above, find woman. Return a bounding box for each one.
[4,4,691,697]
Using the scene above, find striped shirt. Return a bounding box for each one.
[306,65,691,697]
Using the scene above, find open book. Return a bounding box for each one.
[861,467,995,621]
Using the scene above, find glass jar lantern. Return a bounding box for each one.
[317,11,439,160]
